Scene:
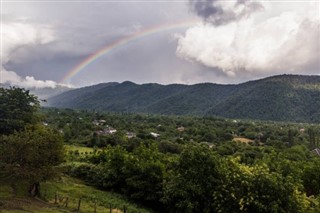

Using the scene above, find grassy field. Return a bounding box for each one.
[0,176,152,213]
[42,175,152,213]
[232,137,254,144]
[64,144,97,154]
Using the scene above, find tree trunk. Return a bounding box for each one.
[29,182,40,197]
[10,182,17,197]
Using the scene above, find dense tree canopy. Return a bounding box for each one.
[0,126,64,195]
[0,87,64,196]
[53,108,320,212]
[0,87,40,134]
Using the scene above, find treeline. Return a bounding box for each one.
[43,108,320,150]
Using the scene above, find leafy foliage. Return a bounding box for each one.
[49,107,320,212]
[0,87,40,134]
[0,126,64,184]
[0,87,64,197]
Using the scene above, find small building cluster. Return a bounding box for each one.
[95,126,117,135]
[93,119,107,126]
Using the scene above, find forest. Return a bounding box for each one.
[47,75,320,123]
[1,87,320,213]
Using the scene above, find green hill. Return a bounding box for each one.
[47,75,320,123]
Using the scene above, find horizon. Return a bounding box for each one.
[2,73,320,90]
[1,1,319,88]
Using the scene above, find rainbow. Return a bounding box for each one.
[60,19,200,83]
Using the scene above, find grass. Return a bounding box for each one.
[0,198,71,213]
[42,175,152,213]
[64,144,99,162]
[64,144,96,154]
[233,137,254,144]
[0,176,152,213]
[0,181,70,213]
[0,145,152,213]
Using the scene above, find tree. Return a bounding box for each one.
[124,145,165,206]
[0,126,64,196]
[162,145,221,212]
[308,128,316,149]
[0,87,40,134]
[302,159,320,196]
[288,129,294,147]
[0,87,64,197]
[215,159,307,213]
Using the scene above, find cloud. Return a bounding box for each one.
[177,2,320,77]
[189,0,264,26]
[2,2,196,85]
[1,70,58,88]
[1,17,60,88]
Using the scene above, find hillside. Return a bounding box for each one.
[0,175,151,213]
[47,75,320,123]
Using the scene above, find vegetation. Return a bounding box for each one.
[41,175,153,213]
[1,86,320,212]
[0,87,65,197]
[48,75,320,123]
[0,126,64,197]
[0,87,40,134]
[42,106,320,212]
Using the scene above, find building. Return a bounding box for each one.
[312,148,320,156]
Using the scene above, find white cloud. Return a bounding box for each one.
[1,17,59,88]
[1,69,58,88]
[177,2,320,77]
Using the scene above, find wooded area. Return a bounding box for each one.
[1,87,320,212]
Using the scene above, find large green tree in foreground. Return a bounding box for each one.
[0,87,64,196]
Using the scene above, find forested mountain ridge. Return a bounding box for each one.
[47,75,320,123]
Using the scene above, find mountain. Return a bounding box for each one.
[47,75,320,123]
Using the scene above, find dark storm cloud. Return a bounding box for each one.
[3,1,204,86]
[189,0,264,25]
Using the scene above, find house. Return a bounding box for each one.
[95,126,117,135]
[104,127,117,135]
[200,142,215,149]
[126,132,136,139]
[92,120,100,126]
[92,119,107,126]
[150,132,160,138]
[312,148,320,157]
[99,119,106,124]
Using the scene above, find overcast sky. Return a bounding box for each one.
[1,0,319,88]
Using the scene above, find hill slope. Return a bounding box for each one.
[47,75,320,123]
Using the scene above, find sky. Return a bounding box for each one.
[1,0,319,88]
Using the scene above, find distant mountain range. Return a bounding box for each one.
[47,75,320,123]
